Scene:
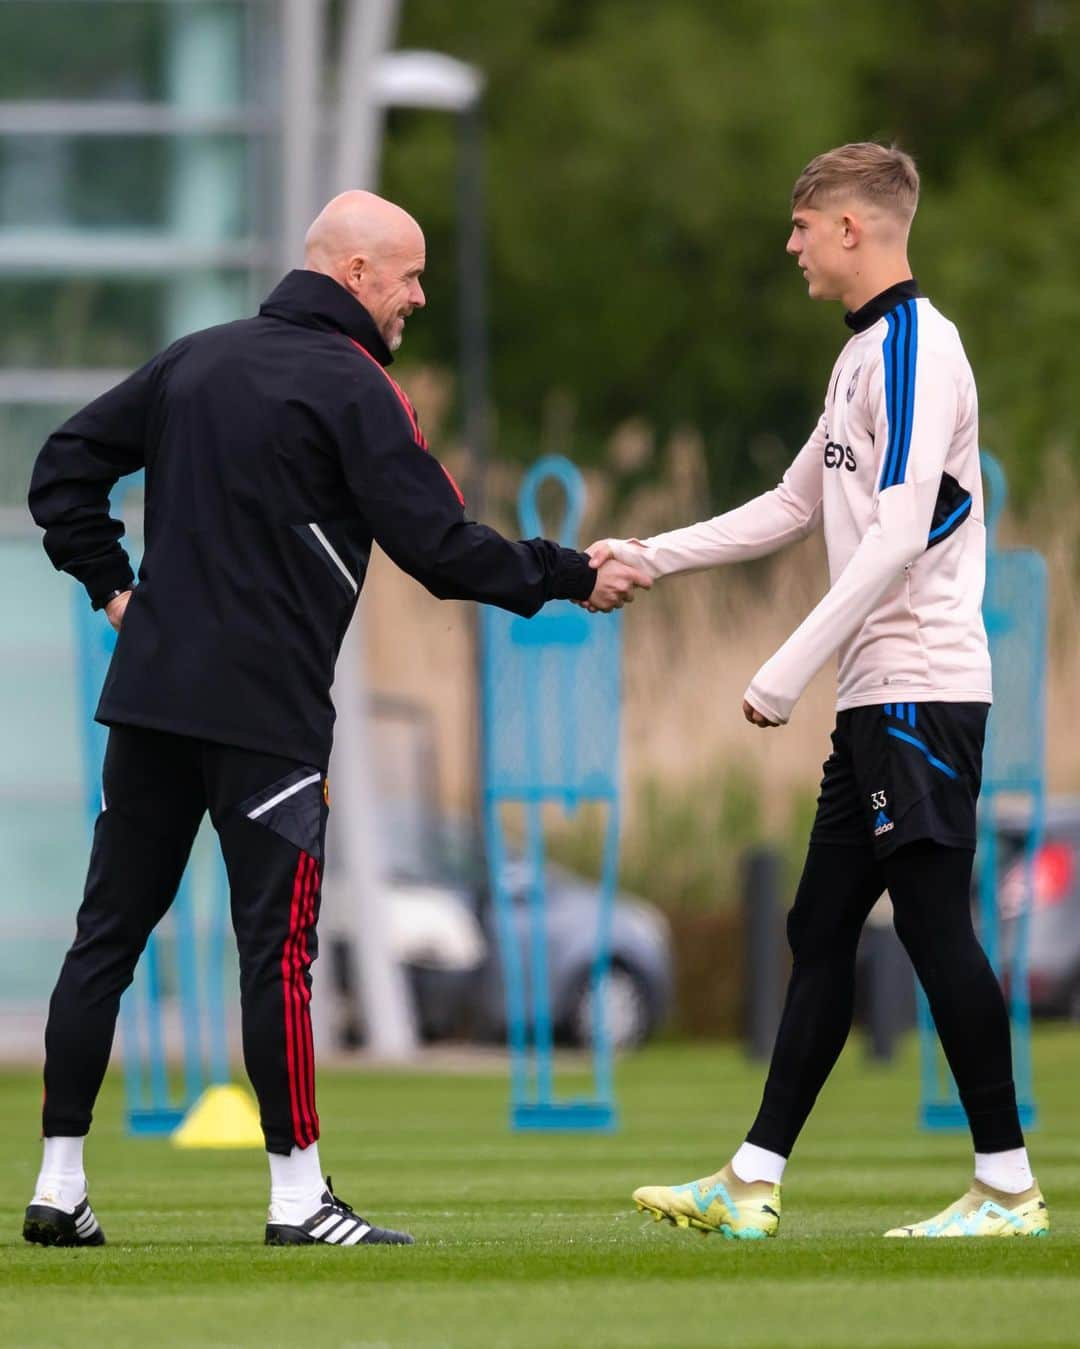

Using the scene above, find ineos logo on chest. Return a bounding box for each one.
[824,439,857,471]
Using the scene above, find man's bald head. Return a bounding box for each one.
[304,190,426,352]
[304,190,422,274]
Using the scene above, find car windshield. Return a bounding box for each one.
[378,796,443,885]
[377,797,485,890]
[367,698,568,894]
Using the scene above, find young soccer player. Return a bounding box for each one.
[591,143,1049,1239]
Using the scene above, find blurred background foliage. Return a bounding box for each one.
[382,0,1080,509]
[550,762,819,913]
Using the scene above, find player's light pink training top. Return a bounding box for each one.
[610,282,992,724]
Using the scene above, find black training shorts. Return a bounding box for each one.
[809,701,989,857]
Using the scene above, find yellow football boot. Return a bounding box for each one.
[633,1164,780,1239]
[885,1180,1049,1238]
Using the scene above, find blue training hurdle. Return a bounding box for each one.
[917,451,1043,1131]
[481,456,623,1132]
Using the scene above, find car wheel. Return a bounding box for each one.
[567,962,653,1050]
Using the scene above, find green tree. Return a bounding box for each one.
[385,0,1080,509]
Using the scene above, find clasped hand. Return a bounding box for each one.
[576,539,651,613]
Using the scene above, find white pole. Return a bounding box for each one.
[279,0,324,273]
[336,0,401,191]
[324,0,418,1059]
[327,608,419,1057]
[278,0,342,1060]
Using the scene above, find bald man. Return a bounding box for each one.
[25,190,648,1251]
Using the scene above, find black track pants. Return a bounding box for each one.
[745,839,1023,1157]
[43,724,328,1154]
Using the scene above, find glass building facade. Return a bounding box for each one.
[0,0,465,1050]
[0,0,283,1047]
[0,0,278,505]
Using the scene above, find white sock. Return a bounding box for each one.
[731,1142,786,1186]
[267,1142,326,1223]
[974,1147,1034,1195]
[33,1135,87,1212]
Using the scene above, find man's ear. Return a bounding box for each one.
[343,254,367,293]
[840,213,862,250]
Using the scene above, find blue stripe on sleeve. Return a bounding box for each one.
[896,301,919,484]
[927,494,972,543]
[884,303,906,488]
[886,304,908,488]
[879,307,906,491]
[878,311,900,491]
[878,300,920,490]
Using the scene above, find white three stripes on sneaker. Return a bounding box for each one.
[74,1208,99,1237]
[247,772,323,820]
[309,1213,372,1245]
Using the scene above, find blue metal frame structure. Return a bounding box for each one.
[918,451,1042,1130]
[481,456,621,1131]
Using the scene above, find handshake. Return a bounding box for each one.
[571,536,780,729]
[576,539,652,614]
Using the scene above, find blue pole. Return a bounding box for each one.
[525,798,553,1106]
[205,851,231,1086]
[592,796,620,1109]
[172,870,204,1105]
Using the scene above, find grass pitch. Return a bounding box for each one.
[2,1030,1077,1349]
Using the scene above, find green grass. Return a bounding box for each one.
[2,1030,1078,1348]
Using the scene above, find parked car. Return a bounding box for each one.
[849,797,1080,1037]
[326,822,673,1051]
[322,696,672,1050]
[472,854,672,1050]
[995,796,1080,1018]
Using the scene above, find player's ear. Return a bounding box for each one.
[840,213,862,250]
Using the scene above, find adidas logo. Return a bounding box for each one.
[874,809,894,837]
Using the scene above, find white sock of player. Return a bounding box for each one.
[730,1142,786,1185]
[267,1141,326,1223]
[32,1135,87,1212]
[974,1146,1034,1195]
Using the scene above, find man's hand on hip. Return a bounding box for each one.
[105,590,132,632]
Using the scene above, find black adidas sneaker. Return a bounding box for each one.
[23,1195,106,1247]
[265,1177,414,1246]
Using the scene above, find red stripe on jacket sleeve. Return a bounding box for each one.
[347,338,423,443]
[346,336,464,506]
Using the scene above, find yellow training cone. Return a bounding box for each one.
[172,1084,264,1149]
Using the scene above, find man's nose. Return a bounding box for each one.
[412,281,426,309]
[785,231,800,255]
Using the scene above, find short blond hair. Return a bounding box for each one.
[791,142,920,224]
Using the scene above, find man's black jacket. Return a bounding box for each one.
[29,270,596,768]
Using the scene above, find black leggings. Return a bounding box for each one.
[746,839,1023,1157]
